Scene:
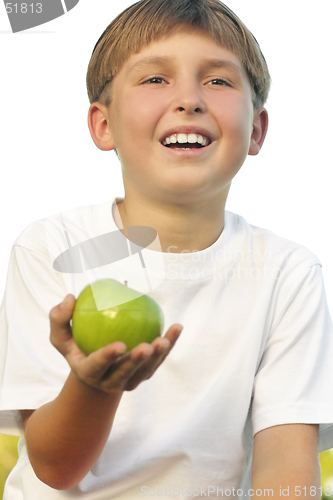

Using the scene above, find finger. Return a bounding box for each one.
[128,326,183,384]
[100,345,155,390]
[121,340,174,391]
[161,324,183,346]
[49,294,76,353]
[137,341,171,377]
[85,325,184,392]
[49,294,76,327]
[75,342,128,382]
[117,326,182,389]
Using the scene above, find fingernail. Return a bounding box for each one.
[115,345,127,356]
[140,348,153,359]
[175,326,183,336]
[156,339,170,352]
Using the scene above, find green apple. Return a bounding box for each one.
[72,279,164,354]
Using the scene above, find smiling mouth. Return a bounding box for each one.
[161,132,211,149]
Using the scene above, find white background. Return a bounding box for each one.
[0,1,332,308]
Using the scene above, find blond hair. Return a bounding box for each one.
[86,0,271,109]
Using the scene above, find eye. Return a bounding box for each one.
[207,78,231,87]
[143,76,167,84]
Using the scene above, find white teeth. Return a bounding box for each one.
[188,133,197,143]
[162,133,210,147]
[177,133,188,144]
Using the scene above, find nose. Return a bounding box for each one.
[173,78,206,114]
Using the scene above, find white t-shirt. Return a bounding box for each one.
[1,197,333,500]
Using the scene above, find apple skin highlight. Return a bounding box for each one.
[72,279,164,354]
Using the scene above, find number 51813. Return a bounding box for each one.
[5,3,43,14]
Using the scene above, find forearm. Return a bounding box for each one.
[252,456,321,500]
[252,424,321,500]
[24,370,123,490]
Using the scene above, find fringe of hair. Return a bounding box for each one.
[86,0,271,109]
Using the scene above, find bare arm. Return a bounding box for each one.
[21,294,183,490]
[252,423,320,500]
[21,372,123,490]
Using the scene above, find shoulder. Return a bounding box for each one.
[225,210,321,273]
[12,199,114,259]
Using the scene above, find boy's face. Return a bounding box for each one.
[94,28,267,206]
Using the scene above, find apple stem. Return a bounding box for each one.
[124,281,128,287]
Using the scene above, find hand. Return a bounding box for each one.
[49,294,183,394]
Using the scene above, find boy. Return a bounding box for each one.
[1,0,333,498]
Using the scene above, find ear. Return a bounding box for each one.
[248,107,269,156]
[87,102,116,151]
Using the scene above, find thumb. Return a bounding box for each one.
[49,294,75,333]
[50,294,76,324]
[59,294,76,318]
[49,294,76,354]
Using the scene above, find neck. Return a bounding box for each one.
[114,193,226,254]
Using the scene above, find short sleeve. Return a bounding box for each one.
[252,263,333,452]
[0,242,70,436]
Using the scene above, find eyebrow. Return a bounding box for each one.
[127,56,173,75]
[203,58,244,77]
[127,56,244,78]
